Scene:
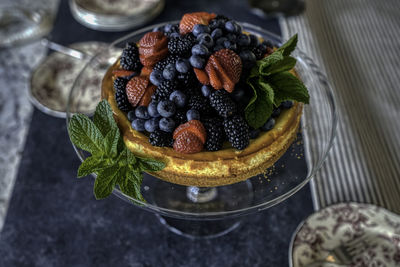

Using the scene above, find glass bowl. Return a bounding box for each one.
[66,21,337,238]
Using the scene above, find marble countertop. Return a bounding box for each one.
[0,0,314,266]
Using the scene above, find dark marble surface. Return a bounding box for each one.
[0,0,314,266]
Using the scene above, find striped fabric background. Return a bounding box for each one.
[281,0,400,213]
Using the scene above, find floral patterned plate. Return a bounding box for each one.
[290,203,400,267]
[29,42,120,118]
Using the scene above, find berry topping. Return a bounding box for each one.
[261,117,275,132]
[173,131,204,154]
[132,118,146,132]
[175,58,191,73]
[138,32,169,67]
[135,106,151,119]
[114,80,132,113]
[144,117,160,133]
[127,110,136,122]
[159,117,176,132]
[186,109,200,121]
[169,90,188,108]
[223,115,250,150]
[173,109,188,126]
[120,43,142,72]
[125,76,149,107]
[114,77,128,92]
[149,69,164,86]
[152,80,178,102]
[157,100,176,118]
[179,12,216,35]
[189,55,206,69]
[149,130,173,147]
[168,34,195,57]
[192,24,211,37]
[173,120,207,144]
[209,90,237,118]
[188,93,212,115]
[147,101,160,118]
[201,85,211,98]
[138,85,156,107]
[202,117,225,151]
[112,69,136,78]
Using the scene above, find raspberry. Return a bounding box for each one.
[120,42,142,71]
[223,115,250,150]
[188,93,213,115]
[151,80,179,102]
[202,117,225,151]
[168,34,195,57]
[209,90,237,118]
[149,130,173,147]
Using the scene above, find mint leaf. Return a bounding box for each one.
[137,157,165,172]
[277,34,298,56]
[245,79,275,129]
[68,114,104,155]
[77,155,108,177]
[269,71,310,105]
[259,50,284,71]
[103,127,120,157]
[260,56,297,76]
[93,164,120,199]
[93,100,118,136]
[118,167,145,202]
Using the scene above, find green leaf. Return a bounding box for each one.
[137,157,165,172]
[68,114,104,155]
[93,164,120,199]
[260,56,297,76]
[118,167,145,202]
[277,34,298,56]
[93,100,118,136]
[269,71,310,105]
[103,127,120,157]
[259,50,284,72]
[245,80,275,129]
[77,155,108,177]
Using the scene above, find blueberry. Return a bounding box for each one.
[169,90,187,108]
[132,119,146,132]
[175,58,190,73]
[169,32,180,38]
[226,33,237,42]
[135,106,150,119]
[216,37,228,45]
[162,63,176,80]
[191,44,209,56]
[249,34,260,46]
[148,101,160,117]
[237,34,251,46]
[239,50,256,68]
[186,109,200,121]
[164,23,177,33]
[201,85,211,97]
[144,118,159,133]
[209,19,224,29]
[261,118,275,131]
[197,33,214,48]
[249,128,260,139]
[211,28,223,39]
[192,24,210,37]
[189,55,206,69]
[213,45,224,52]
[231,88,245,102]
[152,26,163,32]
[272,107,281,118]
[150,69,164,86]
[159,117,175,132]
[225,21,236,32]
[157,100,176,118]
[223,40,237,51]
[127,110,136,122]
[281,100,294,109]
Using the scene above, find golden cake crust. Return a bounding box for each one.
[102,61,303,187]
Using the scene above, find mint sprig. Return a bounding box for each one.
[245,34,310,129]
[68,100,165,201]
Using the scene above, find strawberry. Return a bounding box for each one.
[173,120,207,144]
[173,131,204,154]
[138,85,156,107]
[193,68,210,85]
[112,69,135,78]
[125,76,149,107]
[179,12,216,35]
[140,66,153,77]
[138,32,169,67]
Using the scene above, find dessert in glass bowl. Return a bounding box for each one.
[99,12,308,188]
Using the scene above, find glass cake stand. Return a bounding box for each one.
[66,21,337,239]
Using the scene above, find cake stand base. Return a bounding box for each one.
[156,214,242,239]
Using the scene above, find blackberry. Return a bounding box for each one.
[188,94,213,115]
[209,90,237,118]
[202,117,225,151]
[152,80,178,102]
[223,115,250,150]
[153,55,180,72]
[149,130,173,147]
[120,42,142,71]
[114,79,132,113]
[174,109,187,126]
[252,46,264,60]
[177,70,196,87]
[168,35,195,57]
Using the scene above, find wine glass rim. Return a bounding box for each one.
[66,21,338,220]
